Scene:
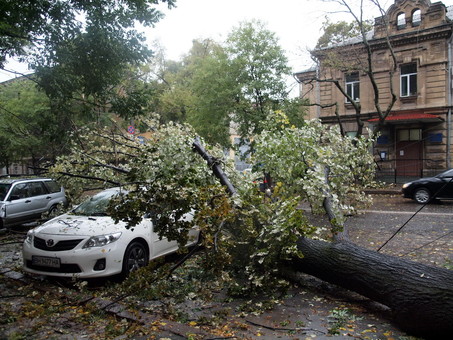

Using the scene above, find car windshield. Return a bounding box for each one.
[72,190,119,216]
[0,183,11,201]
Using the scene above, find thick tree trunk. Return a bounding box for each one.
[288,238,453,338]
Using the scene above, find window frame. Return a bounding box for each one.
[397,12,406,29]
[400,63,417,97]
[345,72,360,103]
[397,128,421,142]
[412,9,421,26]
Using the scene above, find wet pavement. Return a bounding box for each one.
[1,193,452,339]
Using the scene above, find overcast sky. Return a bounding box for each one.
[149,0,347,73]
[2,0,453,83]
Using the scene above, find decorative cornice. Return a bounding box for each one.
[370,26,452,51]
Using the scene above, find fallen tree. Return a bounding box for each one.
[193,127,453,338]
[51,118,452,338]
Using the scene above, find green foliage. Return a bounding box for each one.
[280,97,308,129]
[327,307,363,335]
[0,0,75,67]
[253,111,376,227]
[1,0,172,121]
[1,1,176,169]
[226,187,315,294]
[226,20,292,138]
[184,40,236,147]
[1,0,174,68]
[50,111,374,296]
[146,21,303,147]
[316,17,373,49]
[0,78,71,167]
[149,38,236,147]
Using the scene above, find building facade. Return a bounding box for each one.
[295,0,453,179]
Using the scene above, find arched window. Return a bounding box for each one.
[397,12,406,29]
[412,9,421,26]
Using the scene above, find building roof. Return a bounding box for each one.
[368,112,443,123]
[319,3,453,50]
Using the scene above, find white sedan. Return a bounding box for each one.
[23,188,200,278]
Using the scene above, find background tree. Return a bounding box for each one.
[0,134,15,173]
[144,41,192,124]
[0,0,173,70]
[145,39,235,147]
[316,17,373,49]
[226,20,294,139]
[184,39,237,147]
[0,0,173,169]
[0,0,173,117]
[146,21,306,148]
[0,79,71,171]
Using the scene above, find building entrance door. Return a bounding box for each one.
[395,128,423,177]
[395,140,422,177]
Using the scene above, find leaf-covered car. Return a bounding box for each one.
[23,188,200,278]
[402,169,453,204]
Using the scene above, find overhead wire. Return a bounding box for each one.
[377,175,453,252]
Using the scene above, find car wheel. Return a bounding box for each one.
[48,204,58,214]
[414,187,431,204]
[122,241,149,276]
[42,204,59,220]
[48,204,61,216]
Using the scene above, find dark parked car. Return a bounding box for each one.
[402,169,453,204]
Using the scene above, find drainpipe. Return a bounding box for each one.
[448,34,452,169]
[316,67,321,118]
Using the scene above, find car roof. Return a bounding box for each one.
[0,177,54,185]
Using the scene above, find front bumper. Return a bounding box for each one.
[22,235,125,278]
[401,187,413,199]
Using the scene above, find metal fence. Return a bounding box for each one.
[375,159,446,184]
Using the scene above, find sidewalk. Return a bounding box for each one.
[365,184,402,195]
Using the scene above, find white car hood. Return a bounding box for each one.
[33,214,126,236]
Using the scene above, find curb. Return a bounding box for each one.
[365,189,401,195]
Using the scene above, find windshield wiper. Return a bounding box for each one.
[90,212,108,216]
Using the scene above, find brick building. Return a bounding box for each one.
[295,0,453,179]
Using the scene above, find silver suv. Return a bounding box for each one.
[0,178,67,229]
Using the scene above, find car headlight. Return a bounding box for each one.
[402,182,412,189]
[0,204,5,218]
[25,230,33,244]
[82,232,122,249]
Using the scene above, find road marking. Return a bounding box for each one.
[360,210,453,216]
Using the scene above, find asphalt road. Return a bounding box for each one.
[346,194,453,268]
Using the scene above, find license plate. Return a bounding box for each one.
[32,256,61,268]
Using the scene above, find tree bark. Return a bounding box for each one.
[192,138,237,195]
[287,238,453,338]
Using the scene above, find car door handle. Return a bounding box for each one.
[25,200,31,203]
[46,196,52,199]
